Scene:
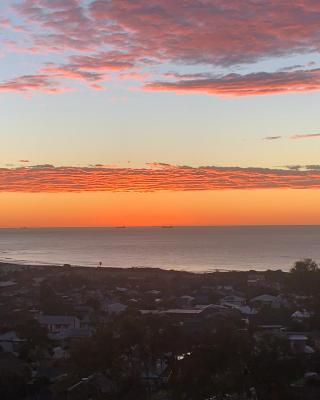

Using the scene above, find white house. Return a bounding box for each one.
[291,310,311,323]
[52,346,70,360]
[220,295,245,307]
[38,315,80,333]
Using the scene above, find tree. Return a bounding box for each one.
[16,320,48,346]
[290,258,319,274]
[289,259,320,294]
[39,283,73,314]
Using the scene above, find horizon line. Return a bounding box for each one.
[1,224,320,229]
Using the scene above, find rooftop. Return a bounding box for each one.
[38,315,79,325]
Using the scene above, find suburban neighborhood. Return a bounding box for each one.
[1,259,320,399]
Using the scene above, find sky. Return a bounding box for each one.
[1,0,320,227]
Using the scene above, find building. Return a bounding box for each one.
[38,315,80,333]
[176,295,195,308]
[220,295,245,307]
[292,310,311,323]
[104,302,128,315]
[288,334,309,354]
[247,273,266,287]
[0,331,26,353]
[251,294,283,308]
[162,308,204,321]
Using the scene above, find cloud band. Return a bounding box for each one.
[1,164,320,193]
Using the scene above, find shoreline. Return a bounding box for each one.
[0,260,287,275]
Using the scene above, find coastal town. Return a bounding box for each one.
[1,259,320,400]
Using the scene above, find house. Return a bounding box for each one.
[38,315,80,333]
[147,289,161,296]
[226,304,258,316]
[250,294,283,308]
[162,308,203,321]
[140,310,162,315]
[162,305,233,322]
[67,373,115,400]
[217,285,234,292]
[292,310,311,323]
[0,280,17,288]
[0,330,26,353]
[104,302,127,315]
[193,292,210,305]
[258,325,286,333]
[176,295,194,308]
[288,334,309,354]
[49,327,94,341]
[116,286,129,292]
[52,346,70,360]
[247,273,266,287]
[80,314,92,329]
[220,295,245,307]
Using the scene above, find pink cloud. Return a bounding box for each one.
[68,53,135,71]
[119,71,151,80]
[0,74,70,93]
[0,16,11,28]
[5,1,320,95]
[41,63,106,88]
[12,1,320,64]
[1,164,320,192]
[290,133,320,140]
[13,0,98,52]
[89,0,320,66]
[0,51,137,94]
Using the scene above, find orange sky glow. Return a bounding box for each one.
[1,189,320,228]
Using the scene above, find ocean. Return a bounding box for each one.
[0,226,320,272]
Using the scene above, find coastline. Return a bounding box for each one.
[0,260,287,276]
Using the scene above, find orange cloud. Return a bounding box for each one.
[1,164,320,193]
[145,69,320,96]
